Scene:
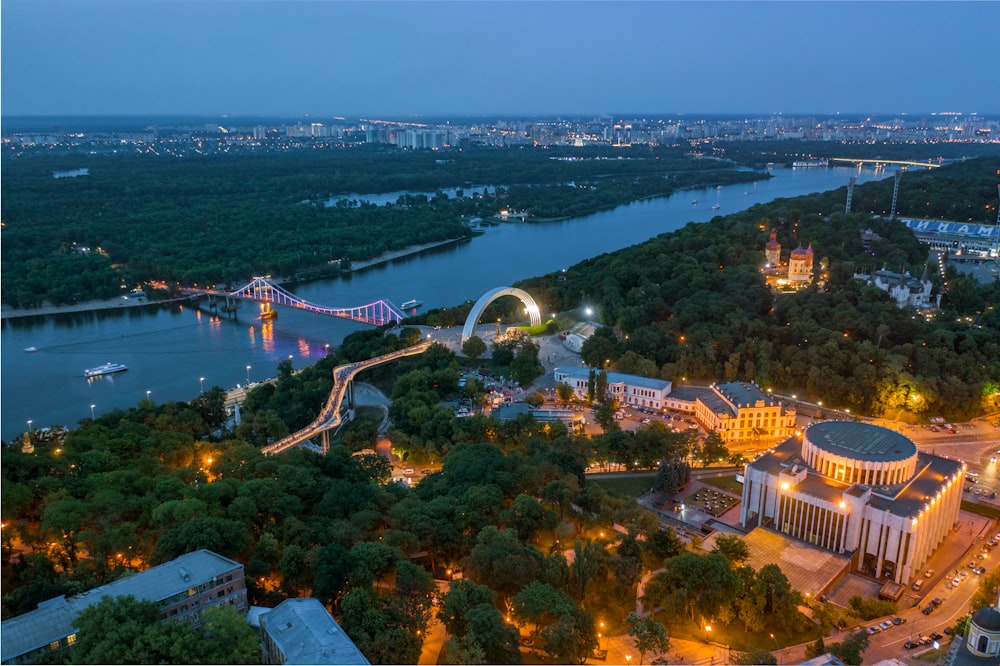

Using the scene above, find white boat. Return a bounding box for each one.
[84,362,128,378]
[24,346,37,353]
[712,204,721,210]
[400,299,422,309]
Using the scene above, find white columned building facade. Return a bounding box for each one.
[741,421,964,584]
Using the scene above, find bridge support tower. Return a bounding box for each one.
[846,175,857,214]
[889,169,904,220]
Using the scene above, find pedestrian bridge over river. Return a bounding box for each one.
[191,276,406,326]
[261,341,432,456]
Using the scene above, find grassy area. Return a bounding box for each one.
[700,474,745,495]
[591,474,656,499]
[656,612,823,653]
[961,500,1000,520]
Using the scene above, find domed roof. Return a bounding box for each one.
[805,421,917,463]
[766,229,781,249]
[972,606,1000,632]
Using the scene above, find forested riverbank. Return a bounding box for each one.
[514,158,1000,419]
[1,144,763,308]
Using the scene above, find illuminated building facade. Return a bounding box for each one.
[694,382,796,444]
[553,367,671,409]
[740,421,964,584]
[765,228,781,268]
[788,243,814,282]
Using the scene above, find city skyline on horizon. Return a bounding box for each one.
[2,1,997,118]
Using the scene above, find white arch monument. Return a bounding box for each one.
[461,286,542,344]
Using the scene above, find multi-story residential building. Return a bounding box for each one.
[0,550,247,665]
[259,598,370,665]
[694,382,797,444]
[740,421,964,585]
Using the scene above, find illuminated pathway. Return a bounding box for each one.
[261,341,432,455]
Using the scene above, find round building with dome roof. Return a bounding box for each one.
[967,603,1000,658]
[741,420,964,585]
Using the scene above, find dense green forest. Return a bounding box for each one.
[1,144,761,307]
[4,333,848,663]
[517,158,1000,419]
[713,139,1000,168]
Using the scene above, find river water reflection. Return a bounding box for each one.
[1,166,892,441]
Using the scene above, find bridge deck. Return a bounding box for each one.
[261,342,432,455]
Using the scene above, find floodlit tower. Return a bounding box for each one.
[889,169,904,220]
[846,175,857,213]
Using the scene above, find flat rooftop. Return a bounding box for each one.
[711,528,852,599]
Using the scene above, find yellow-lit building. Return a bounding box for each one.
[740,421,964,585]
[694,382,796,444]
[788,243,814,282]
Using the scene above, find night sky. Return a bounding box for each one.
[2,0,997,117]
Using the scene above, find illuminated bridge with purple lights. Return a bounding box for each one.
[226,276,405,326]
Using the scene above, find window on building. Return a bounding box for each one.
[66,634,77,646]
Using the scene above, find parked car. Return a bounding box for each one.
[923,606,934,615]
[867,625,882,635]
[930,632,943,641]
[904,640,917,649]
[924,569,934,578]
[892,616,906,625]
[932,597,943,606]
[879,620,892,630]
[912,580,923,591]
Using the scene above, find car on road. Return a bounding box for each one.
[867,625,881,635]
[974,566,986,575]
[892,616,906,625]
[879,620,892,630]
[924,569,934,578]
[403,468,415,475]
[922,606,934,615]
[904,640,917,649]
[930,631,943,641]
[912,579,923,591]
[931,597,943,606]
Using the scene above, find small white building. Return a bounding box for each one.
[854,268,938,309]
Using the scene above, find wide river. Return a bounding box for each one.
[2,166,892,442]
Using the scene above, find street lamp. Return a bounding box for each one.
[246,365,251,384]
[199,377,205,393]
[90,404,95,420]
